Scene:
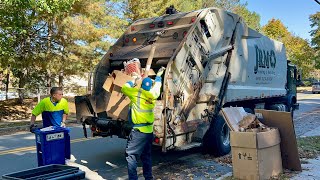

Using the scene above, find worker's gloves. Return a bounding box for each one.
[29,124,37,133]
[131,72,139,79]
[61,122,66,128]
[156,67,166,77]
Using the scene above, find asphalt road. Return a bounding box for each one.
[0,92,319,179]
[0,127,231,179]
[295,92,320,118]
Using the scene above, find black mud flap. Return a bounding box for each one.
[202,114,231,156]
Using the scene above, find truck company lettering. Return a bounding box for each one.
[254,45,276,74]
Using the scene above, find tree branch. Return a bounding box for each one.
[315,0,320,5]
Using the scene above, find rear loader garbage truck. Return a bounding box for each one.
[75,7,299,156]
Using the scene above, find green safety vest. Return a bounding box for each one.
[121,78,162,133]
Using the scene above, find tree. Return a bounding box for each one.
[310,12,320,68]
[0,0,127,102]
[0,0,53,102]
[262,19,316,78]
[123,0,202,22]
[201,0,261,31]
[233,5,261,31]
[47,0,127,86]
[202,0,243,11]
[262,19,290,41]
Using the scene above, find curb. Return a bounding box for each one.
[0,120,79,134]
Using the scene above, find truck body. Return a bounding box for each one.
[75,7,299,156]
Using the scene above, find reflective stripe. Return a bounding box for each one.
[136,90,153,113]
[133,123,153,127]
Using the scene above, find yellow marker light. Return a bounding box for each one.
[132,37,137,42]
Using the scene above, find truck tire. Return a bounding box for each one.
[202,114,231,156]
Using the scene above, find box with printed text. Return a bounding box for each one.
[230,128,282,180]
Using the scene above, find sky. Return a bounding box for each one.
[243,0,319,41]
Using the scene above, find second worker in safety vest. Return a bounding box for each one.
[121,68,164,180]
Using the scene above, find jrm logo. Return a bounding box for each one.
[254,45,276,74]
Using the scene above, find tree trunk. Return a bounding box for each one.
[17,75,26,104]
[87,71,93,94]
[59,71,63,87]
[5,66,10,100]
[46,70,52,94]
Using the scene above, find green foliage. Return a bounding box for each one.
[234,5,261,31]
[202,0,243,11]
[262,19,290,41]
[310,12,320,49]
[310,12,320,68]
[201,0,261,31]
[262,19,316,78]
[0,0,127,98]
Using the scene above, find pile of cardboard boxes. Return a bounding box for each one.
[222,107,302,180]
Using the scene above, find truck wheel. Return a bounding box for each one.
[202,114,231,156]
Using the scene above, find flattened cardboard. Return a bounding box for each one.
[104,70,133,120]
[106,86,130,120]
[255,109,302,171]
[103,76,114,92]
[112,70,134,87]
[231,128,282,180]
[221,107,248,131]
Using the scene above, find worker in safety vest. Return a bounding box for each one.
[30,87,69,132]
[121,67,164,180]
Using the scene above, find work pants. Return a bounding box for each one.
[126,129,153,180]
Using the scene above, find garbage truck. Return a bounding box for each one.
[75,7,300,156]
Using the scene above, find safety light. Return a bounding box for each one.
[91,126,96,131]
[191,17,196,23]
[125,38,129,43]
[183,31,188,37]
[154,137,160,144]
[132,37,137,43]
[131,26,136,31]
[150,24,155,28]
[167,21,174,25]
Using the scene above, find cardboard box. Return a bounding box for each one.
[255,110,302,171]
[111,70,134,87]
[106,86,130,120]
[231,128,283,180]
[103,76,114,92]
[106,70,133,120]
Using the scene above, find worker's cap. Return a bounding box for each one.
[141,77,153,91]
[130,58,140,62]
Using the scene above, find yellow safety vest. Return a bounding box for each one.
[121,77,162,133]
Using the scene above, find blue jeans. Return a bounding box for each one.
[126,129,153,180]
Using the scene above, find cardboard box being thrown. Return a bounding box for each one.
[222,107,283,180]
[103,70,134,120]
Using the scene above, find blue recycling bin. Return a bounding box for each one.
[34,126,71,166]
[2,164,85,180]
